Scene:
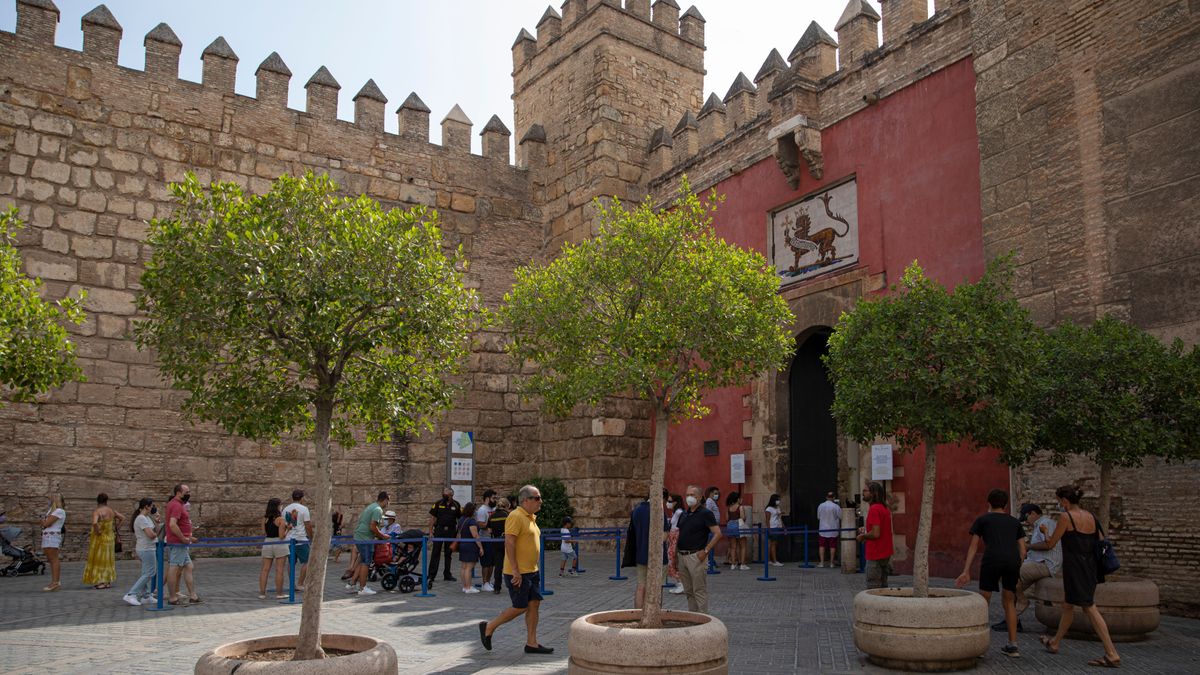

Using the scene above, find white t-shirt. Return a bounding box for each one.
[474,504,492,526]
[1027,515,1062,576]
[705,497,721,524]
[560,527,573,554]
[669,509,683,531]
[817,500,842,536]
[134,514,156,551]
[767,506,783,529]
[383,522,404,537]
[43,508,66,534]
[282,503,311,541]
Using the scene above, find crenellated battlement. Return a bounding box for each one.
[645,0,974,201]
[4,1,523,169]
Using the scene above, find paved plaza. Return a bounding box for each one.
[0,552,1197,674]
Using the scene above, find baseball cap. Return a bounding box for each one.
[1018,503,1041,519]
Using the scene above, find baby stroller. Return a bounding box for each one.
[1,520,46,577]
[377,529,424,593]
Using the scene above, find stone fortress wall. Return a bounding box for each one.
[1,0,1197,614]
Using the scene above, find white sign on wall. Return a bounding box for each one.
[871,443,894,481]
[771,179,860,285]
[730,453,746,484]
[451,457,474,482]
[450,430,474,455]
[451,484,472,506]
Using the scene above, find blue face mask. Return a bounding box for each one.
[150,506,158,515]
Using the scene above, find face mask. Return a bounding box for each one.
[180,494,191,503]
[666,501,674,509]
[150,506,158,515]
[686,496,699,508]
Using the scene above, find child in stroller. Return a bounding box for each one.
[370,528,424,593]
[0,513,46,577]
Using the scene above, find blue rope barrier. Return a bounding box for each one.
[757,525,775,582]
[146,539,172,612]
[609,528,627,581]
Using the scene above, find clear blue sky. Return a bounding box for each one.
[0,1,918,154]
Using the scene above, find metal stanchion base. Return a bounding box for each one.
[145,604,174,612]
[279,597,301,604]
[609,574,628,580]
[757,574,776,581]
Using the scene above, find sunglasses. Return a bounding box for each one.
[526,495,542,501]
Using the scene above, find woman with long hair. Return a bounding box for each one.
[123,498,160,605]
[83,493,124,589]
[726,491,749,570]
[457,501,484,593]
[1033,485,1121,668]
[765,493,785,566]
[40,492,66,591]
[259,497,288,599]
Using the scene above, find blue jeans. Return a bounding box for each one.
[127,549,156,597]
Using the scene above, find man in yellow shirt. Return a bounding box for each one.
[478,485,553,654]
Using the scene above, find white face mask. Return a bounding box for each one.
[665,501,674,509]
[685,496,699,508]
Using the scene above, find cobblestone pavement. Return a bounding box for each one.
[0,552,1197,674]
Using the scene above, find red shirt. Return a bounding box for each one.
[165,497,192,544]
[865,503,894,560]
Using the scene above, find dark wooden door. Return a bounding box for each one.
[788,331,838,532]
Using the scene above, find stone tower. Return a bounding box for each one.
[512,0,705,251]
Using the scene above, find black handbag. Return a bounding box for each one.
[1095,521,1120,576]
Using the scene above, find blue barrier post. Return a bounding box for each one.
[858,539,866,573]
[146,540,172,612]
[538,532,555,596]
[609,529,627,580]
[280,539,300,604]
[416,535,435,597]
[801,524,814,568]
[757,526,775,581]
[574,532,585,573]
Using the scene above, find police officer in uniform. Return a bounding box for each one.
[427,487,462,583]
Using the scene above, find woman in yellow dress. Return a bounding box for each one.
[82,493,124,589]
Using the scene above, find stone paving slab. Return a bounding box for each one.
[0,553,1197,674]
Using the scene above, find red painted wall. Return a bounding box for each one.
[665,58,1007,578]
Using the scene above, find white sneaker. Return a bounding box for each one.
[357,586,376,596]
[463,586,480,594]
[771,561,784,567]
[345,583,360,593]
[669,583,685,594]
[739,565,750,570]
[122,593,141,607]
[481,582,494,592]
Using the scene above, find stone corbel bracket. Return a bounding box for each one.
[768,114,824,188]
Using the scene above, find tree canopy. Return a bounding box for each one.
[503,181,793,626]
[0,207,85,404]
[135,172,481,659]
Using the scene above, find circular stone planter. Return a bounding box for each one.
[853,588,989,672]
[568,609,728,674]
[1031,577,1159,641]
[195,634,397,675]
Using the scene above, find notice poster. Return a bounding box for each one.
[451,484,472,506]
[451,457,474,482]
[871,443,894,481]
[450,430,474,455]
[730,453,746,484]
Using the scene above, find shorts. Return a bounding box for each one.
[561,548,577,561]
[167,544,192,566]
[819,536,837,550]
[980,561,1020,593]
[636,564,648,583]
[505,572,542,609]
[355,543,374,566]
[292,542,311,564]
[41,532,63,550]
[866,557,892,589]
[261,537,289,559]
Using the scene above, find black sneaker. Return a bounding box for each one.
[524,644,554,654]
[1001,644,1020,658]
[479,621,492,651]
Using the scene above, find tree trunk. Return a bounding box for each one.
[294,399,334,660]
[639,406,669,628]
[1097,461,1113,534]
[912,436,938,598]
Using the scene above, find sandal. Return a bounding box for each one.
[42,582,61,592]
[1040,635,1058,654]
[1088,656,1120,668]
[188,596,203,604]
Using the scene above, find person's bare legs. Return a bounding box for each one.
[485,606,526,637]
[353,561,369,589]
[166,564,181,601]
[274,558,286,595]
[258,557,272,595]
[45,548,60,585]
[818,541,826,567]
[182,562,196,599]
[1002,589,1018,644]
[1047,601,1075,650]
[524,599,541,647]
[1083,605,1121,663]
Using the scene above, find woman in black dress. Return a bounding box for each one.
[1032,485,1121,668]
[457,502,484,594]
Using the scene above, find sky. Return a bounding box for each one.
[0,1,926,154]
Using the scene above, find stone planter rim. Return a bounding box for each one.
[194,633,397,675]
[855,587,990,629]
[568,609,728,670]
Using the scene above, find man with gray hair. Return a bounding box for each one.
[479,485,553,654]
[674,485,722,613]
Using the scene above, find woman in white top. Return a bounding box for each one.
[666,493,684,593]
[40,493,66,591]
[123,498,160,605]
[765,493,785,567]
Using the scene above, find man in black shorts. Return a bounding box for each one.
[955,488,1027,658]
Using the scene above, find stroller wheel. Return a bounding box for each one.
[380,573,398,591]
[398,576,416,594]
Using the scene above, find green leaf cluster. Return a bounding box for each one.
[1023,315,1200,468]
[502,180,795,420]
[134,172,482,445]
[0,207,86,404]
[824,258,1039,461]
